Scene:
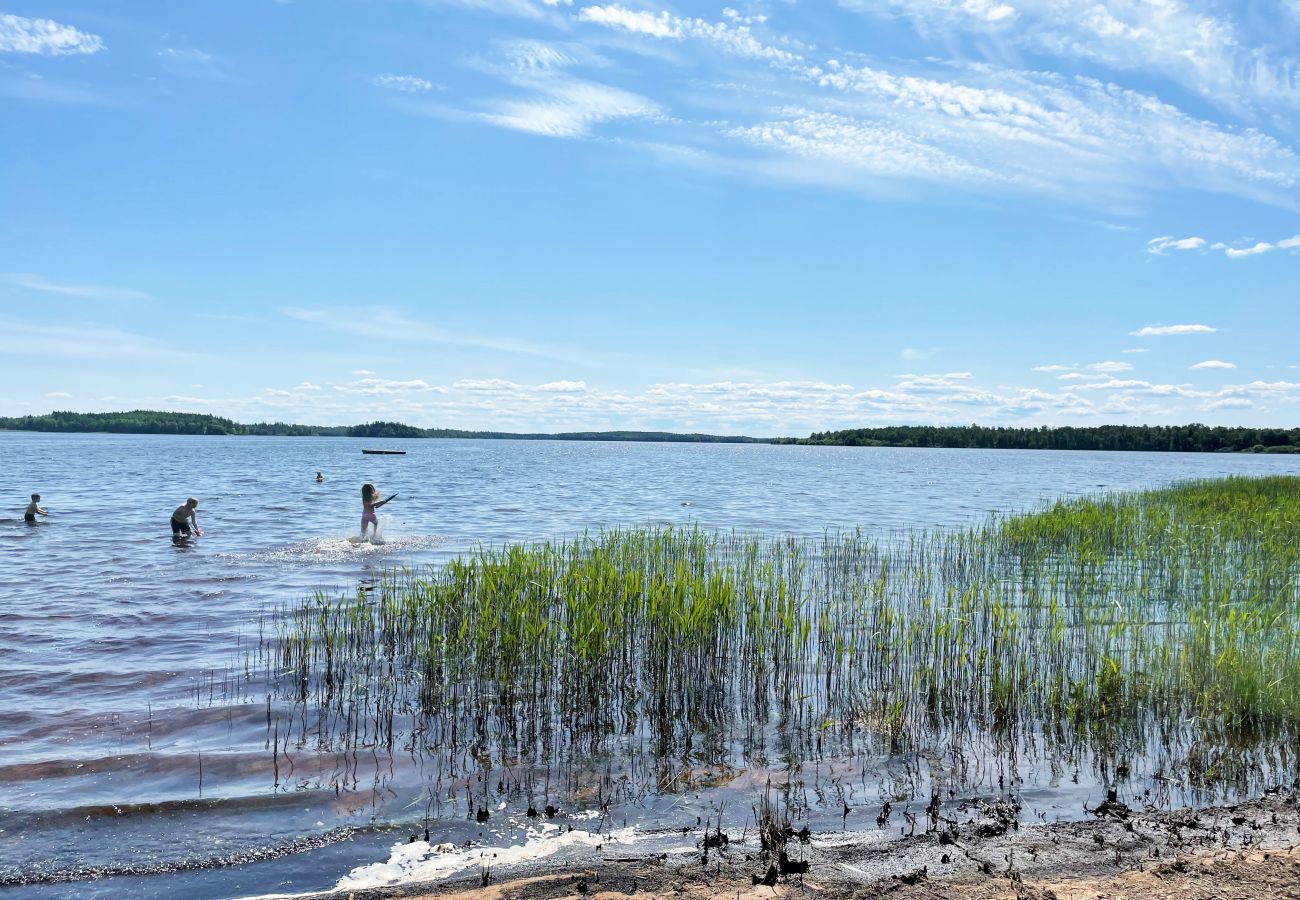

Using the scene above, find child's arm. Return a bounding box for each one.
[37,506,48,515]
[374,493,398,508]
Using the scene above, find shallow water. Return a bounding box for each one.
[2,432,1298,897]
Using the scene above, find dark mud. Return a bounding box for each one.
[296,788,1300,900]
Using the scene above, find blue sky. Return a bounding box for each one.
[1,1,1297,435]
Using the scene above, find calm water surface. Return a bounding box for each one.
[3,433,1298,898]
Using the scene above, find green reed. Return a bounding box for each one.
[261,475,1300,804]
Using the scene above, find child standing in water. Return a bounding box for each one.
[25,493,48,523]
[171,497,201,538]
[360,483,395,539]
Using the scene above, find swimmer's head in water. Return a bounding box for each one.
[361,483,376,501]
[187,497,199,508]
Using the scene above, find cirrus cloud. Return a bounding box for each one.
[1129,324,1217,336]
[372,73,441,93]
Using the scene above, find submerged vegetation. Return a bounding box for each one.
[260,476,1300,816]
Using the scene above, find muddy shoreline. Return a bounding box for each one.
[292,787,1300,900]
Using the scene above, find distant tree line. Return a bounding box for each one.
[0,410,249,435]
[0,411,763,443]
[774,424,1300,453]
[6,412,1295,452]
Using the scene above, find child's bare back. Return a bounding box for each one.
[25,493,48,524]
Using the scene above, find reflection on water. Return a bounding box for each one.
[2,432,1299,897]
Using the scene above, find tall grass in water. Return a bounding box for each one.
[262,475,1300,807]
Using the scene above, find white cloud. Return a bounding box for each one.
[1085,360,1132,373]
[579,4,678,37]
[1225,241,1274,258]
[1032,364,1073,372]
[0,13,103,55]
[1219,380,1300,394]
[197,369,1300,432]
[722,8,770,25]
[578,4,801,62]
[6,273,148,300]
[1121,348,1149,353]
[45,391,71,399]
[837,0,1298,113]
[417,1,1300,208]
[372,73,441,93]
[445,38,660,139]
[1129,324,1216,336]
[33,369,1300,433]
[504,39,586,71]
[569,6,1300,206]
[1206,398,1253,410]
[1073,378,1198,396]
[333,378,440,395]
[1191,359,1237,370]
[482,76,659,138]
[727,108,1003,185]
[1146,235,1205,255]
[352,369,376,376]
[1151,234,1300,259]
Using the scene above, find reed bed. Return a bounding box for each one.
[259,475,1300,809]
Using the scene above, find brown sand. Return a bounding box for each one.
[311,789,1300,900]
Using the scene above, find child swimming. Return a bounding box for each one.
[170,497,201,538]
[25,493,48,524]
[360,483,396,539]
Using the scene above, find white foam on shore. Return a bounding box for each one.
[238,822,638,899]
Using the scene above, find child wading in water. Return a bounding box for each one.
[360,483,396,540]
[25,493,48,524]
[171,497,201,538]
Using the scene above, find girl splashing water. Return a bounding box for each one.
[360,483,397,543]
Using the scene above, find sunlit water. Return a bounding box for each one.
[3,432,1298,898]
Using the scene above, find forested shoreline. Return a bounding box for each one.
[0,411,764,443]
[774,424,1300,453]
[2,411,1298,452]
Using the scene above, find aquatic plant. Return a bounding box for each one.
[258,475,1300,813]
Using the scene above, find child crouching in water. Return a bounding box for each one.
[171,497,200,538]
[360,483,395,539]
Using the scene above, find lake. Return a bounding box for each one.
[3,432,1299,898]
